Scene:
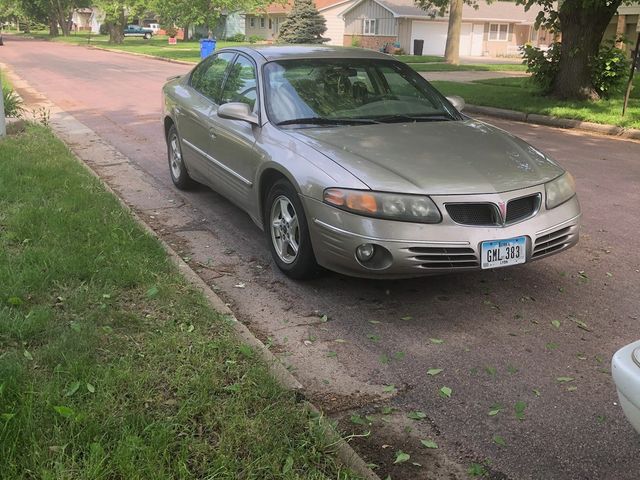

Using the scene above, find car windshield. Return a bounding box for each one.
[263,58,461,127]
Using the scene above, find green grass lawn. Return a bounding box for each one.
[410,62,528,72]
[431,77,640,129]
[20,31,246,63]
[0,125,359,479]
[393,54,445,63]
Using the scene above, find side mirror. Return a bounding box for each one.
[446,95,465,112]
[217,102,259,125]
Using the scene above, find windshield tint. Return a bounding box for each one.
[263,58,461,126]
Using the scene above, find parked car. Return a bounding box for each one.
[612,340,640,434]
[162,46,581,279]
[124,25,153,39]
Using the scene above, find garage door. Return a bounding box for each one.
[411,21,481,56]
[410,21,448,55]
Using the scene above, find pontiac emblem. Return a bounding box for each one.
[498,201,507,223]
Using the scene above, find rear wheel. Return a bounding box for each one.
[264,179,319,279]
[166,124,195,190]
[144,33,151,39]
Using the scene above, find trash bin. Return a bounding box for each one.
[413,39,424,56]
[200,39,216,59]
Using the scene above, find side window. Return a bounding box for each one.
[190,52,235,103]
[220,55,258,111]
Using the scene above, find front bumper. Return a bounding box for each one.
[303,185,581,279]
[612,340,640,434]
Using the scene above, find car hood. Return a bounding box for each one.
[286,119,564,195]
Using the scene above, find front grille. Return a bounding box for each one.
[407,246,479,269]
[506,194,540,224]
[533,226,572,258]
[446,204,498,226]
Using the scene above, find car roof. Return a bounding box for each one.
[219,45,394,63]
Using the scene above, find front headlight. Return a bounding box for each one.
[323,188,441,223]
[545,172,576,210]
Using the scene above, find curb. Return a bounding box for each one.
[465,104,640,141]
[86,45,196,66]
[1,63,380,480]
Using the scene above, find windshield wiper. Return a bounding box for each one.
[276,117,378,126]
[373,114,454,123]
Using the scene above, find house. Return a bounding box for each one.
[244,0,357,45]
[342,0,551,56]
[605,5,640,52]
[71,8,93,31]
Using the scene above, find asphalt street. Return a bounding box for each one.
[2,36,640,479]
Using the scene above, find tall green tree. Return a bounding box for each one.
[518,0,632,100]
[277,0,328,44]
[153,0,272,40]
[95,0,148,43]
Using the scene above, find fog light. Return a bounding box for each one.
[356,243,375,262]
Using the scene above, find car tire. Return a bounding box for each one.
[166,124,195,190]
[144,33,151,39]
[264,179,319,280]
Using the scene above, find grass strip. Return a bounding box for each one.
[0,125,359,479]
[431,77,640,129]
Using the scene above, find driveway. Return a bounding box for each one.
[2,36,640,480]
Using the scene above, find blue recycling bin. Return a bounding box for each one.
[200,39,216,59]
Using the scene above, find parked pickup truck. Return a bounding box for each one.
[123,25,153,39]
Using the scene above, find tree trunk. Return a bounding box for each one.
[49,16,59,36]
[552,0,622,100]
[108,8,125,44]
[444,0,463,65]
[183,24,190,41]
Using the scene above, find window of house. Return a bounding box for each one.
[363,18,377,35]
[489,23,509,41]
[250,17,255,28]
[260,17,265,28]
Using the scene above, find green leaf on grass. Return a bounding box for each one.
[493,435,507,446]
[23,350,33,361]
[367,334,381,342]
[551,319,561,329]
[382,406,394,415]
[350,414,369,425]
[70,322,81,333]
[146,286,159,298]
[238,344,253,357]
[7,296,23,307]
[514,400,526,420]
[1,413,16,421]
[427,368,443,376]
[556,377,575,383]
[383,385,397,393]
[64,381,81,397]
[468,463,488,477]
[283,455,294,473]
[429,338,444,344]
[379,354,390,364]
[420,439,438,449]
[546,342,558,350]
[407,411,427,420]
[326,351,337,358]
[393,351,406,360]
[53,405,75,418]
[533,388,541,397]
[86,383,95,393]
[440,386,452,398]
[394,451,410,464]
[485,366,497,376]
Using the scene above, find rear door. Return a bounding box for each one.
[177,52,235,184]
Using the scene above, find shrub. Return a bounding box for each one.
[164,25,178,38]
[350,36,361,48]
[226,33,245,42]
[277,0,327,44]
[591,41,630,98]
[522,41,629,98]
[521,42,561,93]
[248,35,263,44]
[2,86,24,118]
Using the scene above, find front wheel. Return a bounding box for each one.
[144,33,151,39]
[264,179,319,280]
[166,124,195,190]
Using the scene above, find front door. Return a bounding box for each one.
[203,53,261,211]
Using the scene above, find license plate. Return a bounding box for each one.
[481,236,526,269]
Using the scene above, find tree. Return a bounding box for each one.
[95,0,148,43]
[518,0,632,100]
[277,0,328,44]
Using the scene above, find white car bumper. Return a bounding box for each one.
[612,339,640,434]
